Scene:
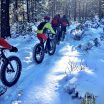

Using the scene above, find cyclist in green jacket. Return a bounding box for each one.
[37,16,55,43]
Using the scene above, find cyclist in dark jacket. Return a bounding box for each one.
[61,15,69,33]
[0,37,18,52]
[60,15,69,41]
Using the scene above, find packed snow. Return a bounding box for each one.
[0,21,104,104]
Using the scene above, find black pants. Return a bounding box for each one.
[53,26,61,42]
[60,26,66,39]
[61,26,66,33]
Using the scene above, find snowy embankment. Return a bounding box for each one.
[65,24,104,104]
[0,23,104,104]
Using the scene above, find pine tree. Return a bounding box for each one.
[1,0,11,38]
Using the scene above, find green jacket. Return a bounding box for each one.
[37,22,55,34]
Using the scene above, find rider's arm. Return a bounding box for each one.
[45,23,55,34]
[0,38,12,49]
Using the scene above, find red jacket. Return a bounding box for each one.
[51,16,61,27]
[0,38,12,49]
[61,18,69,27]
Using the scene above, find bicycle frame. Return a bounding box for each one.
[44,33,54,51]
[0,48,7,62]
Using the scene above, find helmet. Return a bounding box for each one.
[44,16,50,21]
[63,15,67,19]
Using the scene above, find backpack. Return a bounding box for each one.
[37,22,47,30]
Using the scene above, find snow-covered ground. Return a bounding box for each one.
[0,24,104,104]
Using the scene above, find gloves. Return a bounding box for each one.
[10,46,18,52]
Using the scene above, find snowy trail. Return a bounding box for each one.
[0,37,80,104]
[1,26,104,104]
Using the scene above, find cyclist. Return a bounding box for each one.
[37,16,55,43]
[0,37,18,52]
[0,37,18,95]
[51,14,61,44]
[60,15,69,40]
[51,14,61,31]
[61,15,69,33]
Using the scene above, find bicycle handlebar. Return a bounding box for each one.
[0,48,8,51]
[0,48,10,54]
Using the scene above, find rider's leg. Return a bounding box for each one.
[53,26,59,43]
[60,26,66,40]
[64,26,66,33]
[37,33,47,42]
[57,27,60,42]
[39,34,49,52]
[37,34,47,51]
[47,38,52,50]
[60,26,63,39]
[56,26,61,44]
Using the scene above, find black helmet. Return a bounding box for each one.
[63,15,67,19]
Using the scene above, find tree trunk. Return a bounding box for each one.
[99,0,104,19]
[14,0,18,22]
[85,3,87,20]
[82,3,85,20]
[53,0,56,16]
[99,0,102,19]
[78,0,81,21]
[27,0,30,22]
[1,0,11,38]
[34,0,37,17]
[74,0,77,21]
[31,0,34,22]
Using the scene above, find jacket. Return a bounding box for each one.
[37,22,55,34]
[0,38,12,49]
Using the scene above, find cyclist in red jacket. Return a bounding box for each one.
[51,14,61,44]
[0,38,18,52]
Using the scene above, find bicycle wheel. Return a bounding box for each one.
[33,43,45,64]
[48,39,56,55]
[1,56,22,87]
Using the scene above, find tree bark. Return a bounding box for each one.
[27,0,30,22]
[74,0,77,21]
[78,0,81,21]
[85,2,87,20]
[1,0,11,38]
[99,0,102,19]
[14,0,18,22]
